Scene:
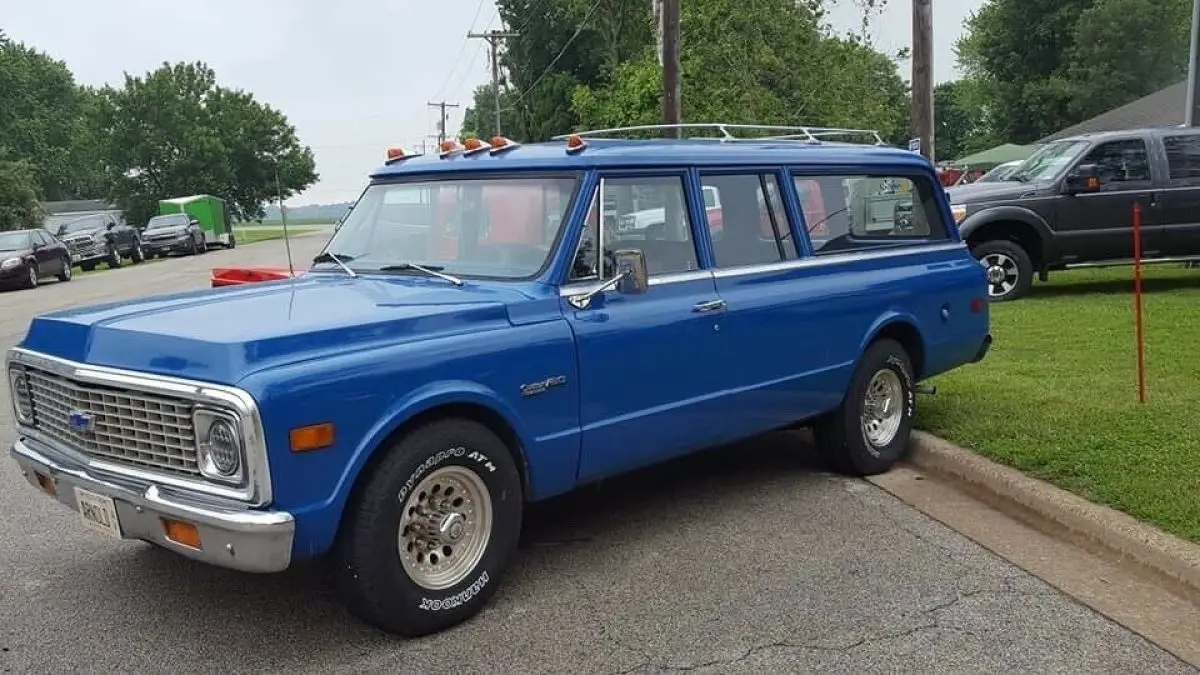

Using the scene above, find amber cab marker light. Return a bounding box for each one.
[35,472,56,497]
[385,147,406,161]
[162,519,202,549]
[463,137,484,150]
[565,134,586,153]
[290,422,336,453]
[439,140,461,157]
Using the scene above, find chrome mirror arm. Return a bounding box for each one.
[567,269,630,310]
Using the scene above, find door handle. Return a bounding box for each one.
[692,299,727,313]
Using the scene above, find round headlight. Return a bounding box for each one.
[199,417,242,478]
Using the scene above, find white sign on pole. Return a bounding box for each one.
[907,138,921,153]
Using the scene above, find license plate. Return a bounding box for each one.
[74,488,123,539]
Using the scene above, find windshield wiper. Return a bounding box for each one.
[377,262,464,286]
[312,251,358,277]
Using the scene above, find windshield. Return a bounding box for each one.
[0,232,32,251]
[147,215,187,229]
[1009,141,1089,182]
[318,176,579,279]
[57,217,102,235]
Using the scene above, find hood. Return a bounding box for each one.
[945,180,1052,204]
[145,226,187,237]
[0,247,34,260]
[59,228,103,240]
[19,274,534,384]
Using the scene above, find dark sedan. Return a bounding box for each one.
[0,228,73,289]
[141,214,207,257]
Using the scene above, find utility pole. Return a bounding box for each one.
[660,0,681,138]
[426,101,460,145]
[1186,0,1200,126]
[468,29,518,136]
[911,0,934,160]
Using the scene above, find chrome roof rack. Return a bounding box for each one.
[551,123,887,146]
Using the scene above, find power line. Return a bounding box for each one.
[504,0,604,112]
[468,29,520,135]
[427,101,461,145]
[430,0,490,102]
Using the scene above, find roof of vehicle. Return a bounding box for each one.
[1051,125,1200,144]
[370,138,932,179]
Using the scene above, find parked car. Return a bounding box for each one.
[973,160,1023,184]
[947,126,1200,301]
[141,213,207,257]
[54,213,144,271]
[0,228,72,289]
[6,125,992,638]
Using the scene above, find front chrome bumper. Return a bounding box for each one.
[11,436,295,573]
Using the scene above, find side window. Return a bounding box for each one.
[794,174,948,255]
[1163,134,1200,181]
[569,175,699,281]
[699,173,797,267]
[1081,139,1151,186]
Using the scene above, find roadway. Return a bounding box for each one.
[0,233,1191,674]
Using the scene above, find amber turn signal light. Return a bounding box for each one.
[162,518,202,549]
[290,422,335,453]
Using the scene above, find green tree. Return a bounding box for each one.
[1063,0,1191,118]
[956,0,1192,143]
[933,80,992,162]
[0,39,99,200]
[572,0,908,142]
[94,62,317,225]
[0,159,43,232]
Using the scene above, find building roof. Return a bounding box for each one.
[1039,80,1188,143]
[370,139,931,179]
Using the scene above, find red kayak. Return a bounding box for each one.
[210,267,300,287]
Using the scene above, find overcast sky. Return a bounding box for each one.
[4,0,984,205]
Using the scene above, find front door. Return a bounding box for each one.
[564,173,728,483]
[1054,137,1165,263]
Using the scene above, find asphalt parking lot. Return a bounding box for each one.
[0,233,1192,674]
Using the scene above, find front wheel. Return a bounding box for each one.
[972,239,1033,302]
[130,240,145,264]
[107,246,122,269]
[335,418,523,636]
[814,338,916,476]
[57,259,72,282]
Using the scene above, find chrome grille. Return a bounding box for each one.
[23,367,200,476]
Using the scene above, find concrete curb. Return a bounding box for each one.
[907,430,1200,596]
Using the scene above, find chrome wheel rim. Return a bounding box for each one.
[861,369,904,447]
[27,266,36,286]
[63,264,71,280]
[397,464,492,591]
[980,253,1018,297]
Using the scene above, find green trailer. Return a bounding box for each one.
[158,194,236,249]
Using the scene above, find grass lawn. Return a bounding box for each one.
[235,226,317,245]
[918,264,1200,543]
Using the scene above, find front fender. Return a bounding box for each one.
[958,205,1054,259]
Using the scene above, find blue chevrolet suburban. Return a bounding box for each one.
[6,124,991,636]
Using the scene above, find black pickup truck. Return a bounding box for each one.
[946,126,1200,301]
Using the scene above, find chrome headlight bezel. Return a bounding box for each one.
[194,407,246,485]
[7,363,33,424]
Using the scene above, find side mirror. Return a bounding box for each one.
[612,249,649,295]
[1064,163,1100,193]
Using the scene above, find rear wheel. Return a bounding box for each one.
[972,239,1032,302]
[227,234,236,249]
[814,338,916,476]
[335,418,523,637]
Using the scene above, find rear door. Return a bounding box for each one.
[1154,130,1200,257]
[32,230,55,275]
[1053,136,1164,262]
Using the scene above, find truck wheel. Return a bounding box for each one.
[106,246,122,269]
[335,418,523,637]
[227,234,236,249]
[131,241,145,264]
[814,338,916,476]
[972,239,1032,302]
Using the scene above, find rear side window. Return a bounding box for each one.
[1163,134,1200,180]
[698,173,798,267]
[792,174,948,255]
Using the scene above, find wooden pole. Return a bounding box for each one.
[911,0,934,159]
[661,0,681,138]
